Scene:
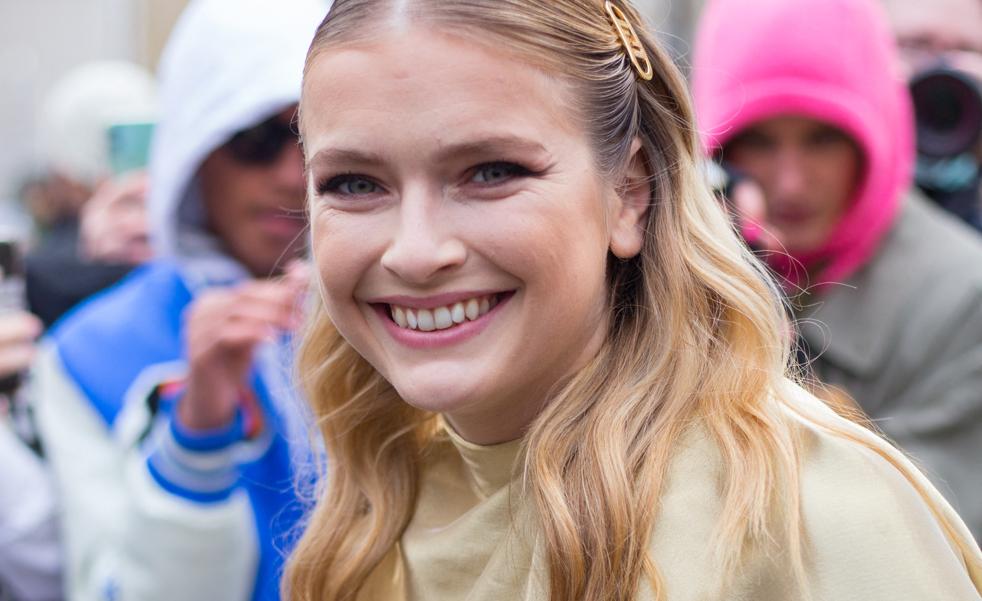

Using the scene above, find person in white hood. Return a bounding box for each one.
[31,0,329,600]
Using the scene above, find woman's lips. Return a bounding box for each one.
[390,293,501,331]
[372,291,515,350]
[770,208,819,226]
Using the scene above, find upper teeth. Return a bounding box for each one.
[391,295,498,331]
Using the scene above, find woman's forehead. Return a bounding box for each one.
[301,27,584,158]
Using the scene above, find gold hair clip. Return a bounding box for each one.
[604,1,654,81]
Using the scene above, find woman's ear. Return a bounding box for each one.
[609,138,651,259]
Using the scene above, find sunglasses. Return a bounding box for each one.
[224,114,300,165]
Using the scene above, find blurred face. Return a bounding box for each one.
[198,108,307,277]
[302,28,646,444]
[882,0,982,79]
[725,117,863,253]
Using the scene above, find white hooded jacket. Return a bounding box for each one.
[32,1,328,600]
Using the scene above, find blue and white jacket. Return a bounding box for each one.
[31,1,328,600]
[35,262,309,601]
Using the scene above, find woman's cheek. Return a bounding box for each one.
[312,212,367,305]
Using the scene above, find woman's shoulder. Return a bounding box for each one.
[647,388,981,600]
[781,387,982,598]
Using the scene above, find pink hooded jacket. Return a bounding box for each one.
[692,0,915,287]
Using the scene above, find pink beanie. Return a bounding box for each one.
[692,0,915,287]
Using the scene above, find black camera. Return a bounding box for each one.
[910,66,982,158]
[909,65,982,230]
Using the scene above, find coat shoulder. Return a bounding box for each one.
[787,393,982,599]
[885,194,982,299]
[47,261,193,427]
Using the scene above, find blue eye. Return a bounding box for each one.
[318,175,380,196]
[339,178,379,194]
[471,162,530,184]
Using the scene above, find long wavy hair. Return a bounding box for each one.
[286,1,982,600]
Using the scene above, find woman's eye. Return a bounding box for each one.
[471,162,530,185]
[319,175,380,196]
[810,128,850,147]
[735,132,774,151]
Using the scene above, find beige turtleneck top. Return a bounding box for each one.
[357,393,982,600]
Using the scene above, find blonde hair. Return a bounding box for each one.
[287,1,982,600]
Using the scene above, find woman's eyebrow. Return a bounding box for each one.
[307,147,386,170]
[308,136,550,170]
[433,136,550,161]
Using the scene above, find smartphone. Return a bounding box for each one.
[0,239,24,309]
[0,239,26,395]
[107,122,155,175]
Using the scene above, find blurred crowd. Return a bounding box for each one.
[0,0,980,599]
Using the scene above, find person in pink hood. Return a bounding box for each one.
[693,0,982,540]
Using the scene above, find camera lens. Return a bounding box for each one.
[910,67,982,158]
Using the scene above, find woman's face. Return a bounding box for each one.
[725,117,863,254]
[303,28,646,444]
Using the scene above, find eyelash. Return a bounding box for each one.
[470,161,534,184]
[315,174,379,197]
[314,161,535,198]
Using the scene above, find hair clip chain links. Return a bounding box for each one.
[604,1,654,81]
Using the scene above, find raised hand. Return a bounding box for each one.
[177,262,309,431]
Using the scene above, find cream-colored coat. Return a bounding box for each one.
[356,386,982,600]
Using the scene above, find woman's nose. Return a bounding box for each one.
[773,149,809,198]
[380,193,467,285]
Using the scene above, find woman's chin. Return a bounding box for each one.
[391,378,488,416]
[376,355,493,411]
[397,391,478,416]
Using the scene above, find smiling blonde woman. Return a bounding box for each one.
[285,1,982,600]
